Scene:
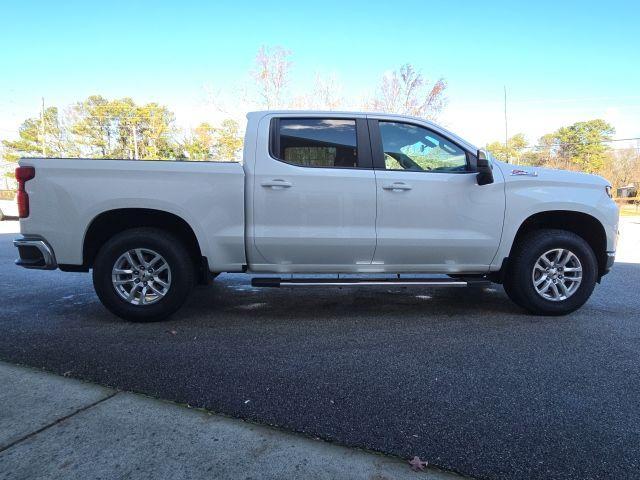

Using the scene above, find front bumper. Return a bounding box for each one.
[14,237,58,270]
[603,251,615,276]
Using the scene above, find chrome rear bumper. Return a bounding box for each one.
[14,237,58,270]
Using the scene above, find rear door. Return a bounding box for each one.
[369,118,505,272]
[250,115,377,271]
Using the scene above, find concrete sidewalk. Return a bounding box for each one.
[0,362,464,480]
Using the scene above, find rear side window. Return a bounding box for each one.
[271,118,358,168]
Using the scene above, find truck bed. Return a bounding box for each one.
[18,158,247,272]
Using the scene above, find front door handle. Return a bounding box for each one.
[261,179,292,189]
[382,182,412,191]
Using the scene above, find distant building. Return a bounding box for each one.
[617,184,638,198]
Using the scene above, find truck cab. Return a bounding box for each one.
[245,112,507,274]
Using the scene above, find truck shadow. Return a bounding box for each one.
[178,261,640,325]
[184,277,529,322]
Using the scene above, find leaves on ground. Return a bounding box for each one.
[409,456,428,471]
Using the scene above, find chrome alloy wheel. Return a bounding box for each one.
[532,248,582,302]
[111,248,172,305]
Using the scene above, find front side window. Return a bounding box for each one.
[379,121,468,173]
[273,118,358,168]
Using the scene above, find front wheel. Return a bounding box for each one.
[93,227,195,322]
[503,229,598,316]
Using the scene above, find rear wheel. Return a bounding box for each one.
[93,227,195,322]
[503,229,597,315]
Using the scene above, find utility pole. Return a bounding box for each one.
[131,124,139,160]
[504,86,508,163]
[40,97,46,156]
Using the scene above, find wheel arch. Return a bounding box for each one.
[82,208,209,282]
[507,210,608,279]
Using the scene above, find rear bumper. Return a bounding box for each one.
[14,237,58,270]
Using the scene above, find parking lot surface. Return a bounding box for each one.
[1,219,639,480]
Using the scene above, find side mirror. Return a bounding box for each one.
[476,149,494,186]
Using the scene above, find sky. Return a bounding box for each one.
[1,0,639,148]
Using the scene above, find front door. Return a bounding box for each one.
[369,119,505,272]
[250,116,377,271]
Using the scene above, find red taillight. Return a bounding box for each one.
[15,166,35,218]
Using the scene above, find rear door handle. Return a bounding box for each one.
[382,182,412,191]
[261,179,292,188]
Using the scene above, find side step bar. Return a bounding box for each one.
[251,277,491,288]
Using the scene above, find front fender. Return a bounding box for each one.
[491,165,618,269]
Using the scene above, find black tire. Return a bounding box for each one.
[503,229,598,316]
[502,277,526,308]
[93,227,195,322]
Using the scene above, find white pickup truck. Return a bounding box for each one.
[14,111,618,321]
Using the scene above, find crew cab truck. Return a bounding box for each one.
[13,111,618,321]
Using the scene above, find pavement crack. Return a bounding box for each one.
[0,391,119,454]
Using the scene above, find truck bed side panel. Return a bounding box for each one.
[18,158,246,272]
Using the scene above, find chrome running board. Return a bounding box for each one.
[251,277,491,288]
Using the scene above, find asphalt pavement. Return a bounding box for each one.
[1,219,639,480]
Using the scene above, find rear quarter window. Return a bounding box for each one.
[271,118,359,168]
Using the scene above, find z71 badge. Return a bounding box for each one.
[511,169,538,177]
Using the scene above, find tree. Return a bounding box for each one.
[252,46,292,109]
[214,119,243,161]
[70,96,177,159]
[182,122,216,160]
[369,64,446,119]
[551,119,615,173]
[182,120,243,161]
[495,120,617,174]
[69,95,113,157]
[486,133,528,163]
[601,147,640,190]
[2,106,72,161]
[312,73,343,110]
[135,102,177,160]
[520,133,557,167]
[215,120,244,161]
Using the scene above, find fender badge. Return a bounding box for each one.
[511,169,538,177]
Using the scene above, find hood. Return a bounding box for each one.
[493,160,610,187]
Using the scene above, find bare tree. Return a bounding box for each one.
[252,46,292,109]
[313,73,343,110]
[369,64,446,120]
[601,146,640,189]
[290,73,344,110]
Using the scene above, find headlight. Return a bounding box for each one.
[605,185,613,198]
